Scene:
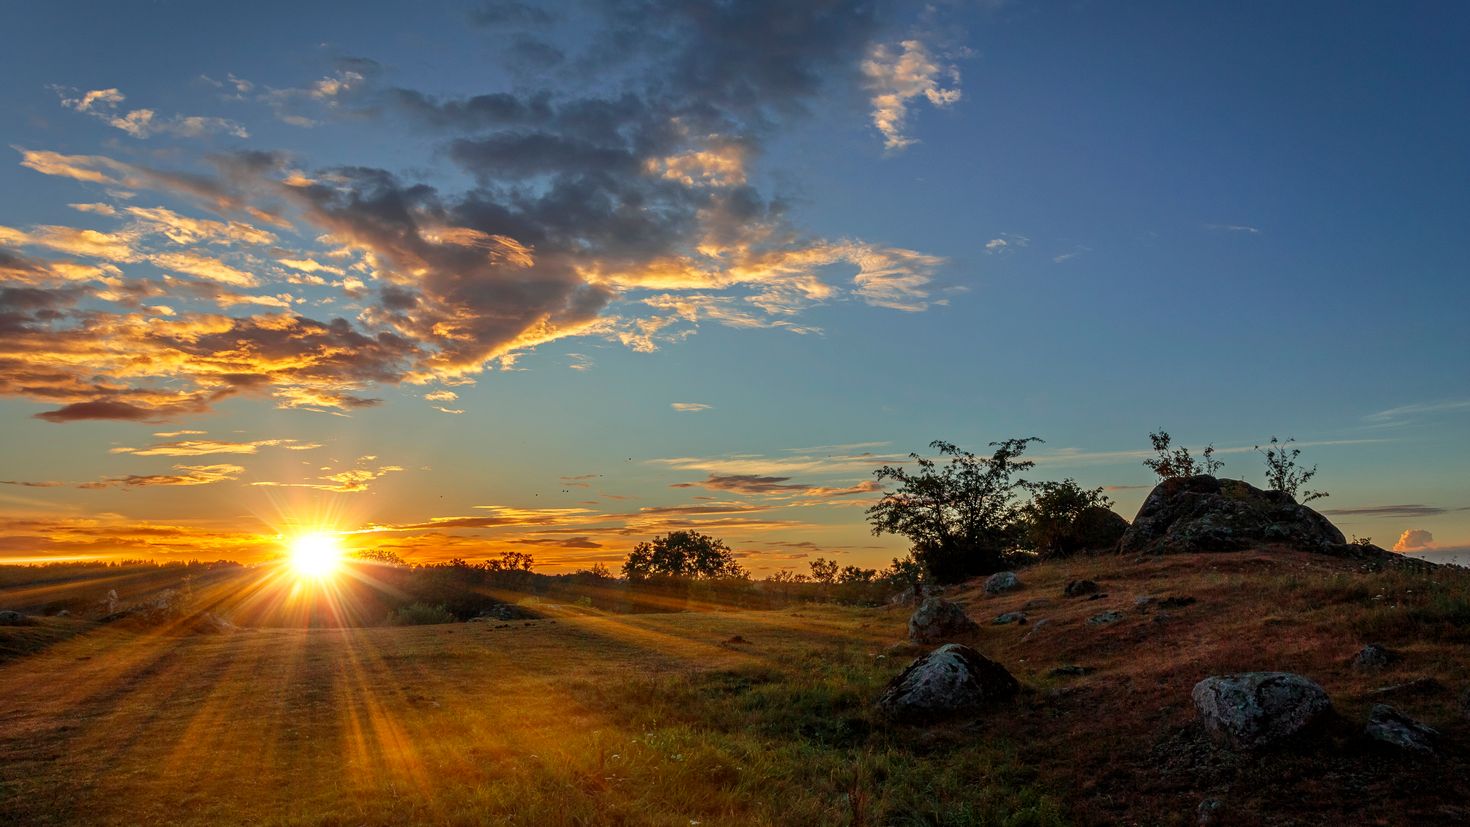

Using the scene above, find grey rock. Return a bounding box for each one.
[0,610,30,626]
[1192,672,1332,749]
[908,597,979,643]
[1134,594,1156,609]
[1064,579,1100,598]
[1049,664,1095,677]
[1120,475,1347,556]
[1364,704,1438,753]
[992,612,1027,625]
[1021,598,1054,611]
[1088,610,1124,626]
[1351,644,1401,671]
[983,571,1021,595]
[876,643,1019,720]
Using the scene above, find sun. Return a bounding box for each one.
[288,532,344,579]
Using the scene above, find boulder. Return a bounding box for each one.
[1351,644,1401,671]
[876,643,1019,720]
[1064,579,1100,598]
[1119,475,1346,556]
[1088,610,1124,626]
[992,612,1027,625]
[907,597,978,643]
[1021,618,1051,642]
[1364,704,1438,753]
[983,571,1021,595]
[0,610,30,626]
[1192,672,1332,749]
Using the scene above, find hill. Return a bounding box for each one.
[1,547,1468,825]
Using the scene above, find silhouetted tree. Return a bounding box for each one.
[866,438,1041,583]
[622,531,746,581]
[1256,436,1327,502]
[808,558,839,584]
[1020,479,1119,558]
[1143,429,1222,479]
[352,548,407,566]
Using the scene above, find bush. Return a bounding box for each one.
[1021,479,1125,558]
[866,438,1040,583]
[386,602,455,626]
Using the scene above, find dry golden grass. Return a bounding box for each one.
[2,548,1468,826]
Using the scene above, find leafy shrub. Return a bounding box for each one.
[386,602,455,626]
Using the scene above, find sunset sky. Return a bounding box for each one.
[1,1,1466,571]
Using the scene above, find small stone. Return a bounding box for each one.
[1159,595,1197,609]
[1088,610,1124,626]
[992,612,1027,625]
[1364,704,1438,753]
[1064,579,1100,598]
[983,571,1021,595]
[0,610,30,626]
[1351,644,1401,671]
[1153,611,1173,624]
[1134,595,1155,609]
[1087,592,1109,601]
[1020,598,1054,611]
[1197,798,1225,826]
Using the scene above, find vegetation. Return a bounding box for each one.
[1256,435,1328,502]
[1142,429,1222,480]
[386,602,456,626]
[866,438,1042,584]
[623,530,747,582]
[1018,480,1116,559]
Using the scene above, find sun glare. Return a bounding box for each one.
[288,532,344,579]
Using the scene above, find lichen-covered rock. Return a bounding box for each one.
[983,571,1021,595]
[1120,475,1346,556]
[907,597,979,643]
[1064,579,1100,598]
[1192,672,1332,749]
[1364,704,1438,752]
[876,643,1019,720]
[1351,644,1401,671]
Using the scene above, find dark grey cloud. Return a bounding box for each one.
[671,473,808,494]
[1320,504,1467,518]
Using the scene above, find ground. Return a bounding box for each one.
[1,549,1468,826]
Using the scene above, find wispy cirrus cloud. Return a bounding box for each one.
[862,39,961,151]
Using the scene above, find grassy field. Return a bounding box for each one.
[2,549,1469,826]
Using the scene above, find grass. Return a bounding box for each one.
[2,548,1468,825]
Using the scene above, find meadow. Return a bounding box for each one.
[2,549,1469,826]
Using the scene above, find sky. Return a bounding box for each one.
[0,0,1466,572]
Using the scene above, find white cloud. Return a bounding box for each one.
[862,40,961,151]
[55,87,248,140]
[1393,529,1435,552]
[671,402,712,413]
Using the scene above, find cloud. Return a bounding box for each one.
[1393,529,1435,552]
[3,6,955,425]
[55,87,248,139]
[984,234,1029,255]
[251,458,403,493]
[1205,223,1261,234]
[671,402,712,412]
[1320,504,1463,519]
[1364,399,1470,426]
[78,463,245,489]
[862,39,961,151]
[672,473,805,494]
[110,438,319,457]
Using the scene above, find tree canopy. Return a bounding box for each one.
[622,531,747,581]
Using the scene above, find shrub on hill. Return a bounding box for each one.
[386,602,455,626]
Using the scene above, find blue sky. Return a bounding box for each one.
[0,1,1466,569]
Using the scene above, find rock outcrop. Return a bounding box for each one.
[876,643,1019,720]
[1192,672,1332,749]
[1120,475,1345,556]
[0,610,31,626]
[907,597,979,643]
